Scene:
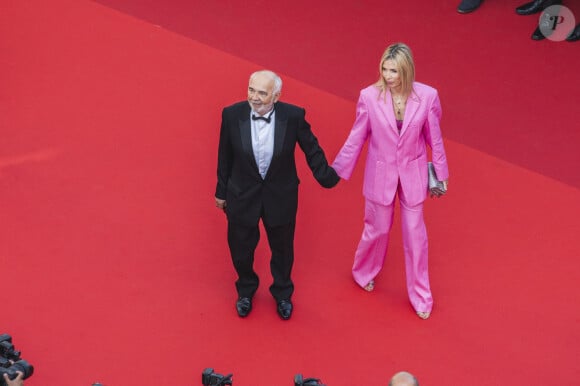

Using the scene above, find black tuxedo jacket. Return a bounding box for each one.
[215,101,339,227]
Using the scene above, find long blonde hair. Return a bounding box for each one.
[376,43,415,98]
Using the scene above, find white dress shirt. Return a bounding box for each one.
[251,109,275,179]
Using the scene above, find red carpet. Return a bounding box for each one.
[92,0,580,188]
[1,1,579,385]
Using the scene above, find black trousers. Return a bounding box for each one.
[227,217,295,301]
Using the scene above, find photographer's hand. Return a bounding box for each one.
[3,371,24,386]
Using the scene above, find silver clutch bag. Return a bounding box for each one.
[428,162,446,196]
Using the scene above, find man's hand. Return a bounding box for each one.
[3,371,24,386]
[215,197,227,211]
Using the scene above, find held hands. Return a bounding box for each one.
[325,166,341,189]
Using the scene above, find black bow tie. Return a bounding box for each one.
[252,110,274,124]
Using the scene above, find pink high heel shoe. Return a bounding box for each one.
[416,311,431,320]
[363,280,375,292]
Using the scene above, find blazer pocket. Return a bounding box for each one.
[409,153,425,162]
[367,160,384,196]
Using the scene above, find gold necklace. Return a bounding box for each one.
[392,94,406,117]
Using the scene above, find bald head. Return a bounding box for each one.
[247,70,282,115]
[389,371,418,386]
[249,70,283,94]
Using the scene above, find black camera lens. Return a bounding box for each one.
[0,359,34,386]
[294,374,326,386]
[9,360,34,379]
[0,334,34,386]
[201,368,232,386]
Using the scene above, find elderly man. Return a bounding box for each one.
[215,70,339,320]
[389,371,419,386]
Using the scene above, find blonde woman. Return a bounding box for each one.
[332,43,449,319]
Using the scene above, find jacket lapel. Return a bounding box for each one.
[400,91,420,136]
[263,103,287,180]
[238,105,260,174]
[272,104,287,157]
[376,89,398,134]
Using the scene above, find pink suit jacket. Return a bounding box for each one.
[333,82,449,207]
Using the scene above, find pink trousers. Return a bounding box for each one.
[352,195,433,313]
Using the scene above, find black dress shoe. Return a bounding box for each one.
[516,0,561,16]
[276,299,293,320]
[531,25,547,40]
[566,23,580,41]
[236,297,252,317]
[457,0,482,14]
